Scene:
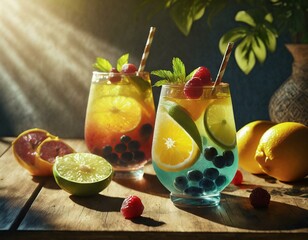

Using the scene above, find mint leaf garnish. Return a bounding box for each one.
[151,57,197,86]
[117,53,129,72]
[172,57,186,83]
[93,54,130,72]
[93,57,112,72]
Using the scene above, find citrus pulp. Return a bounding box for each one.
[12,128,55,176]
[152,108,200,172]
[204,98,236,149]
[53,153,113,196]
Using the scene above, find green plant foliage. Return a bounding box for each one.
[139,0,308,75]
[219,10,277,74]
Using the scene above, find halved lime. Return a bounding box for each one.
[204,98,236,149]
[53,153,113,196]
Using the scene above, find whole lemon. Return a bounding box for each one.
[237,120,276,174]
[255,122,308,182]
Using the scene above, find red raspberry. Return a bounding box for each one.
[120,195,144,219]
[231,170,243,185]
[109,67,121,83]
[184,77,203,99]
[249,187,271,208]
[121,63,137,73]
[193,66,212,86]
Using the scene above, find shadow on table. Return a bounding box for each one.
[113,173,170,198]
[70,194,124,212]
[178,193,308,231]
[224,176,308,199]
[69,194,166,227]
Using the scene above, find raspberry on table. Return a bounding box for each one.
[120,195,144,219]
[231,170,243,185]
[249,187,271,208]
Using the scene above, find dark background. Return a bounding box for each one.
[0,0,292,138]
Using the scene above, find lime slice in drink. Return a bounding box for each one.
[166,101,202,151]
[204,98,236,149]
[152,109,200,172]
[53,153,113,196]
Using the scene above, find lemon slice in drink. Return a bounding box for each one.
[204,98,236,149]
[53,153,113,196]
[152,109,200,172]
[90,96,142,133]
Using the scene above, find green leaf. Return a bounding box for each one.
[186,68,198,81]
[219,27,248,54]
[235,37,256,74]
[170,6,193,36]
[151,70,174,81]
[264,28,277,52]
[169,0,206,36]
[153,79,170,87]
[252,36,266,63]
[172,57,186,83]
[264,13,273,23]
[235,11,256,27]
[93,57,112,72]
[151,57,189,86]
[116,53,129,71]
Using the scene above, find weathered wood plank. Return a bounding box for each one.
[18,140,308,236]
[2,139,307,239]
[0,137,12,156]
[0,139,41,230]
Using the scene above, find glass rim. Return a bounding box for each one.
[161,82,230,89]
[92,71,150,76]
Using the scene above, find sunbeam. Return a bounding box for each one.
[0,0,127,137]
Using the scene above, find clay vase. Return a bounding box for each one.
[269,44,308,126]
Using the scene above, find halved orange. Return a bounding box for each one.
[12,128,74,176]
[12,128,55,175]
[35,138,75,176]
[152,108,200,172]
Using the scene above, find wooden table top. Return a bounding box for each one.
[1,138,307,240]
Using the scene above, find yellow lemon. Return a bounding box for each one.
[255,122,308,182]
[152,108,200,172]
[237,120,276,174]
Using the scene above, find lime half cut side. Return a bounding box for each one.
[204,99,237,149]
[53,153,113,196]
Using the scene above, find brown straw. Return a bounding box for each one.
[138,27,156,72]
[212,42,234,92]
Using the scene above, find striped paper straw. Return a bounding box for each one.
[138,27,156,72]
[212,42,234,91]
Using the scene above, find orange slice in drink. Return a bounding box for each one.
[152,108,200,172]
[90,96,142,133]
[204,98,236,149]
[170,98,212,120]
